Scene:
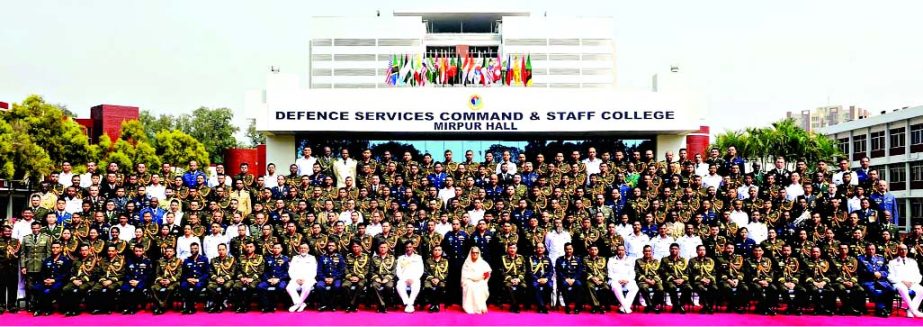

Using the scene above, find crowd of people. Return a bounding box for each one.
[2,144,923,319]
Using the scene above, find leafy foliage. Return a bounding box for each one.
[246,118,266,147]
[140,107,239,163]
[154,129,211,168]
[714,118,843,166]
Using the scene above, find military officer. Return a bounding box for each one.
[746,246,776,315]
[858,243,893,317]
[423,245,449,312]
[441,219,469,304]
[152,246,182,314]
[831,243,863,315]
[207,243,236,313]
[803,246,834,315]
[343,241,369,313]
[555,243,585,314]
[500,243,526,313]
[583,244,611,313]
[315,241,345,312]
[233,241,264,313]
[660,243,691,313]
[716,243,748,313]
[258,243,289,313]
[31,241,71,316]
[21,222,51,310]
[528,243,554,313]
[776,244,805,315]
[61,244,95,316]
[688,245,717,314]
[90,244,124,314]
[635,245,664,313]
[121,244,153,314]
[370,242,396,313]
[0,225,21,313]
[180,242,209,314]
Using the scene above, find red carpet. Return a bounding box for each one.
[1,306,920,326]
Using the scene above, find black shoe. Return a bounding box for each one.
[8,307,19,314]
[33,311,42,317]
[43,311,51,316]
[152,309,163,315]
[377,307,386,313]
[234,307,246,313]
[564,306,571,314]
[573,307,581,315]
[317,306,328,312]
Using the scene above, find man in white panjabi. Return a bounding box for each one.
[461,247,492,314]
[888,244,923,318]
[607,244,639,314]
[396,241,425,313]
[286,243,318,312]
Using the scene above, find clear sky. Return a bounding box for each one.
[2,0,922,140]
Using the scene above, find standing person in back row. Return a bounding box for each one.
[333,148,357,188]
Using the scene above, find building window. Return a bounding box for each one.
[891,127,906,148]
[912,161,923,181]
[912,124,923,145]
[837,138,849,154]
[890,165,906,183]
[910,199,922,221]
[872,165,886,181]
[852,135,867,154]
[870,131,885,151]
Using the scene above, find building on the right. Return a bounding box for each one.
[818,105,923,231]
[787,105,869,132]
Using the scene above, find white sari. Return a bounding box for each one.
[461,248,492,314]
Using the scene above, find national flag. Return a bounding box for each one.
[522,54,532,87]
[504,55,512,85]
[0,101,8,110]
[512,55,521,84]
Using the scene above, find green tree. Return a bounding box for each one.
[714,118,842,167]
[0,118,53,183]
[138,110,176,142]
[155,129,210,168]
[4,95,90,168]
[246,118,265,147]
[176,107,238,163]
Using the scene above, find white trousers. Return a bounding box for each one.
[396,279,420,305]
[286,281,312,306]
[398,280,421,306]
[894,282,923,312]
[609,280,639,310]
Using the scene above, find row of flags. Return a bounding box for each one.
[385,52,532,87]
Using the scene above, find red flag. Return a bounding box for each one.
[0,101,8,110]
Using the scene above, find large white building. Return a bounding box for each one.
[249,9,708,170]
[819,105,923,230]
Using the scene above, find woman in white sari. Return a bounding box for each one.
[461,247,492,314]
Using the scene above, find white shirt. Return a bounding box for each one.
[295,157,317,177]
[847,197,863,214]
[225,222,249,240]
[887,256,922,284]
[677,235,703,260]
[747,221,768,243]
[737,185,757,200]
[625,232,650,259]
[496,161,517,175]
[695,163,709,178]
[79,172,94,188]
[170,211,184,227]
[615,223,633,239]
[366,223,383,237]
[115,223,136,241]
[333,158,357,188]
[785,183,804,201]
[147,183,166,201]
[544,229,572,260]
[12,219,35,241]
[832,170,859,186]
[64,196,82,214]
[730,210,749,228]
[263,172,280,189]
[702,173,723,189]
[338,210,363,225]
[207,175,232,188]
[607,255,637,284]
[438,188,456,206]
[176,235,201,260]
[435,222,452,236]
[468,209,485,223]
[59,171,74,188]
[582,158,602,177]
[396,253,425,282]
[289,253,319,284]
[650,235,674,259]
[203,233,228,259]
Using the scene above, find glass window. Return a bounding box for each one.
[890,165,906,183]
[891,127,906,148]
[852,135,867,154]
[837,138,849,154]
[912,161,923,182]
[870,131,885,151]
[912,124,923,145]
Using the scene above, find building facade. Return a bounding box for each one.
[251,9,708,172]
[819,105,923,230]
[787,105,868,132]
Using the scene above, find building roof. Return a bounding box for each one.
[817,105,923,134]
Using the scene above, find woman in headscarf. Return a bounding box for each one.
[461,246,492,314]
